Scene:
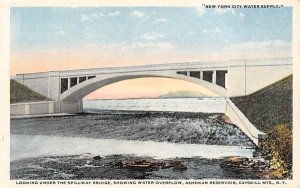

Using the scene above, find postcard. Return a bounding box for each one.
[0,0,299,187]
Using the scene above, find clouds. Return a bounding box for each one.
[87,41,174,54]
[87,31,172,52]
[79,10,151,22]
[196,7,206,16]
[12,7,291,63]
[131,10,145,18]
[221,40,292,58]
[224,40,291,52]
[213,8,247,21]
[80,11,119,22]
[196,7,236,16]
[54,30,65,36]
[239,12,245,19]
[154,18,167,23]
[141,32,164,40]
[80,12,105,22]
[202,28,221,33]
[196,6,246,21]
[108,11,120,17]
[130,42,174,50]
[214,8,236,15]
[80,14,91,22]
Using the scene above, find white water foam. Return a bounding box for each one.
[11,134,254,161]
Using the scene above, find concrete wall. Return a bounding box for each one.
[225,98,265,145]
[227,58,292,97]
[245,64,292,95]
[11,101,57,116]
[227,60,246,96]
[10,100,82,116]
[60,101,83,113]
[15,71,61,101]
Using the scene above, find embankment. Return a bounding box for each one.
[10,79,49,103]
[230,75,292,132]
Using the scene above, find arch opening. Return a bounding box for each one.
[84,77,220,100]
[60,73,227,102]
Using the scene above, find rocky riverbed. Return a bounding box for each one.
[11,153,275,180]
[11,111,277,179]
[11,111,253,146]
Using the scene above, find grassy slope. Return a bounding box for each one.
[230,75,292,132]
[10,79,50,103]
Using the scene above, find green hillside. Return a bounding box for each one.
[158,90,206,98]
[10,79,50,103]
[231,75,292,132]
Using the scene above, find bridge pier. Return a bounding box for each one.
[213,70,217,84]
[67,78,71,90]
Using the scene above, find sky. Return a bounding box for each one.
[10,7,292,99]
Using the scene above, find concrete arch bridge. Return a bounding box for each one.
[13,57,292,145]
[15,57,292,110]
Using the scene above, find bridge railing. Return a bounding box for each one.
[13,57,292,78]
[59,61,230,77]
[58,57,292,77]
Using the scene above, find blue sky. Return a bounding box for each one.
[10,7,293,98]
[10,7,292,75]
[11,7,292,52]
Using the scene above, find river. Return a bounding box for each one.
[83,98,226,113]
[10,99,257,179]
[11,134,254,162]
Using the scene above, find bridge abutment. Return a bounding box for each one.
[226,58,292,97]
[224,98,265,145]
[15,71,61,101]
[10,100,83,116]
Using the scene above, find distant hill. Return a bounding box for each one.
[157,90,206,99]
[231,75,292,132]
[10,79,50,103]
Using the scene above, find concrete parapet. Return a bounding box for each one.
[11,101,56,115]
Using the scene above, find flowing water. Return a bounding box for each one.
[83,98,226,113]
[10,100,257,179]
[11,134,254,162]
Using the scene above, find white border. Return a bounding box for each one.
[1,0,299,187]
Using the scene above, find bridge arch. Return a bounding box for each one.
[60,72,228,102]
